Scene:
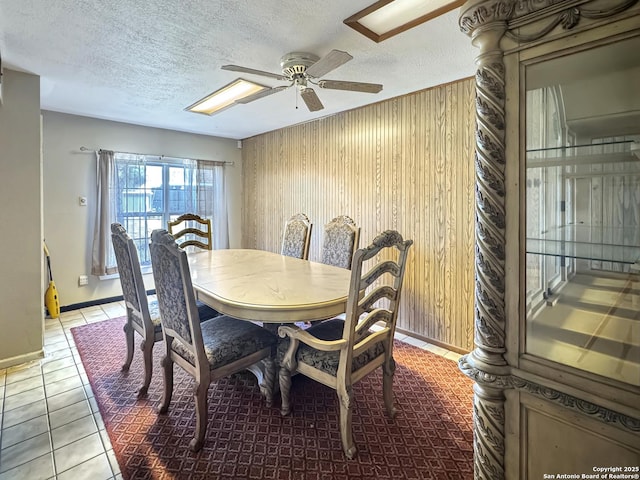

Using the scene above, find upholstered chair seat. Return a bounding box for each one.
[173,315,277,369]
[278,319,385,376]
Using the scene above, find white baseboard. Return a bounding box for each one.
[0,349,45,370]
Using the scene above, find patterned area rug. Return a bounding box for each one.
[72,317,473,480]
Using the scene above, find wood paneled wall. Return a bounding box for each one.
[241,77,476,352]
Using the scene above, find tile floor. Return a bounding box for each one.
[0,301,463,480]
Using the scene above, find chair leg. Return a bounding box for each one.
[279,365,293,416]
[189,381,209,452]
[138,337,153,397]
[337,385,357,459]
[382,356,397,418]
[158,355,174,414]
[121,320,134,371]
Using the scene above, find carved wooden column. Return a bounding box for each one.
[458,1,514,479]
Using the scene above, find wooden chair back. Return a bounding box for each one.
[167,213,212,250]
[278,230,413,458]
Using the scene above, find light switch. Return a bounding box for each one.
[79,196,87,206]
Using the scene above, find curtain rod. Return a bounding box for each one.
[79,146,234,166]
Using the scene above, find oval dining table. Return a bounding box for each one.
[187,248,353,397]
[188,248,353,323]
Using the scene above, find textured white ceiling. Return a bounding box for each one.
[0,0,477,139]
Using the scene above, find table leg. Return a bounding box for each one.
[247,323,285,400]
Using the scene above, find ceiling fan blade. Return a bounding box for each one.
[235,85,290,104]
[318,79,383,94]
[305,50,353,78]
[221,64,288,81]
[300,87,324,112]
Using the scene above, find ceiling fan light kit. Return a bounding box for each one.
[218,49,383,113]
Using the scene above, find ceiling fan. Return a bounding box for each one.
[221,49,383,112]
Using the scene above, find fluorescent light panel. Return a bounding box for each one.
[345,0,464,43]
[186,78,268,116]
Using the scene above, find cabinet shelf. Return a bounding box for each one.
[527,226,640,264]
[526,140,639,168]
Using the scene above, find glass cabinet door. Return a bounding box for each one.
[524,35,640,386]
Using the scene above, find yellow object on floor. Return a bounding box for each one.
[44,242,60,319]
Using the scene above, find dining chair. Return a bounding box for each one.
[278,230,413,459]
[110,223,219,397]
[167,213,212,250]
[149,229,278,452]
[320,215,360,270]
[281,213,312,260]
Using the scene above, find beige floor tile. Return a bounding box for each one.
[51,415,98,450]
[2,399,47,429]
[3,387,46,412]
[61,319,86,331]
[444,351,463,362]
[57,453,114,480]
[59,311,83,321]
[421,343,450,357]
[42,356,76,374]
[43,366,79,385]
[1,414,49,449]
[0,452,54,480]
[106,448,120,475]
[53,432,105,474]
[44,376,83,397]
[43,340,71,356]
[88,396,99,414]
[94,412,105,431]
[42,347,73,363]
[5,363,41,384]
[0,302,125,480]
[0,432,51,473]
[83,383,95,399]
[44,333,66,346]
[402,336,429,348]
[44,322,64,333]
[4,376,44,398]
[47,387,87,413]
[99,430,112,451]
[49,400,92,430]
[102,304,126,319]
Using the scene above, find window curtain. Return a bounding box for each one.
[197,160,229,249]
[91,150,117,276]
[91,152,230,276]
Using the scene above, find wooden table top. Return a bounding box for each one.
[188,249,352,323]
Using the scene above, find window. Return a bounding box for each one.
[91,150,229,276]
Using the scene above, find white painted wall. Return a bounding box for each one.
[0,69,43,367]
[42,111,242,307]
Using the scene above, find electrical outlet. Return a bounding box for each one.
[78,275,88,286]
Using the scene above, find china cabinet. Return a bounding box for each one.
[457,0,640,478]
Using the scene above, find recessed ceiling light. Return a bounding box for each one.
[344,0,464,43]
[185,78,269,116]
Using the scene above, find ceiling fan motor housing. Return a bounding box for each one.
[280,52,319,79]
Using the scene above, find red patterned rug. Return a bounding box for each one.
[72,317,473,480]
